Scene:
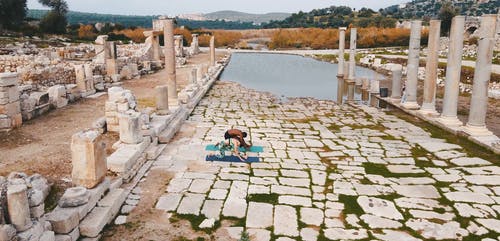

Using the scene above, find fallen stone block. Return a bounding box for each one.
[58,187,90,208]
[46,207,80,234]
[107,139,150,173]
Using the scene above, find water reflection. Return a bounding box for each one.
[220,53,383,102]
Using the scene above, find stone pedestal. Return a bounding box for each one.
[419,20,441,116]
[163,18,178,102]
[401,20,422,110]
[71,130,107,189]
[348,28,357,81]
[337,27,347,77]
[0,73,22,131]
[118,112,143,144]
[391,65,403,101]
[438,16,466,127]
[210,36,216,67]
[463,15,498,136]
[7,184,32,231]
[155,85,169,115]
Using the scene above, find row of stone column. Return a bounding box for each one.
[336,27,358,103]
[395,15,498,136]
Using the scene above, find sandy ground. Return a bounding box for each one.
[0,51,226,191]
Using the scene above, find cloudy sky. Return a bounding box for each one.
[27,0,408,15]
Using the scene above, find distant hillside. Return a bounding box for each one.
[27,9,258,29]
[382,0,499,18]
[204,11,291,24]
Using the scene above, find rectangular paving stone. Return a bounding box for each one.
[272,185,311,196]
[155,193,182,211]
[246,202,273,228]
[201,200,223,220]
[176,193,205,215]
[444,192,495,204]
[279,177,310,188]
[208,189,228,200]
[222,198,247,218]
[278,195,312,207]
[189,179,214,193]
[280,170,309,178]
[392,185,441,199]
[274,205,299,237]
[166,178,192,193]
[248,185,270,195]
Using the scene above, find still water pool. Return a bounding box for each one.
[219,52,383,101]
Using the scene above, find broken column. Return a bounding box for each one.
[419,19,441,116]
[174,35,184,57]
[191,34,200,54]
[155,85,169,115]
[463,15,498,136]
[71,129,106,188]
[210,35,216,67]
[118,111,143,144]
[106,41,118,77]
[391,65,403,100]
[438,16,466,127]
[144,30,161,61]
[401,20,422,110]
[94,35,108,64]
[0,73,22,131]
[7,184,32,232]
[337,27,347,78]
[163,18,178,103]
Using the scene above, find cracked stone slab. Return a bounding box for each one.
[274,205,299,237]
[357,196,403,220]
[246,202,273,229]
[406,219,468,240]
[360,214,403,229]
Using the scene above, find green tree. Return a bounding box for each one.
[439,1,459,36]
[38,0,68,34]
[0,0,27,30]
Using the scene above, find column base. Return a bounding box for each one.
[437,116,463,127]
[417,106,439,117]
[400,101,420,110]
[462,124,494,137]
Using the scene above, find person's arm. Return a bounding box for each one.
[232,140,247,161]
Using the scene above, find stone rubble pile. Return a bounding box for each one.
[0,172,52,241]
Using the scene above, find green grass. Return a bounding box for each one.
[247,193,279,205]
[363,162,429,178]
[44,184,61,212]
[338,194,363,216]
[171,214,220,233]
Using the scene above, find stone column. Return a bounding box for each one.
[75,64,86,91]
[155,85,169,115]
[118,112,143,144]
[337,27,347,77]
[401,20,422,110]
[419,20,441,116]
[348,28,357,81]
[191,68,198,85]
[336,77,344,104]
[463,15,498,136]
[7,184,32,231]
[391,65,403,100]
[210,36,216,67]
[174,35,184,57]
[438,16,466,127]
[191,34,200,54]
[71,130,107,189]
[106,41,118,77]
[163,18,177,102]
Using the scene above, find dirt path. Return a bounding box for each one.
[0,51,227,190]
[0,97,109,189]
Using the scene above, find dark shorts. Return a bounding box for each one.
[224,131,231,140]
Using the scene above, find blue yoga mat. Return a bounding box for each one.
[206,155,260,163]
[205,145,264,153]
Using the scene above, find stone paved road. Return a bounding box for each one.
[152,81,500,241]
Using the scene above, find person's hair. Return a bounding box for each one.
[242,132,248,138]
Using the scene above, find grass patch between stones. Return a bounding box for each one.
[338,194,363,216]
[362,162,429,178]
[247,193,279,205]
